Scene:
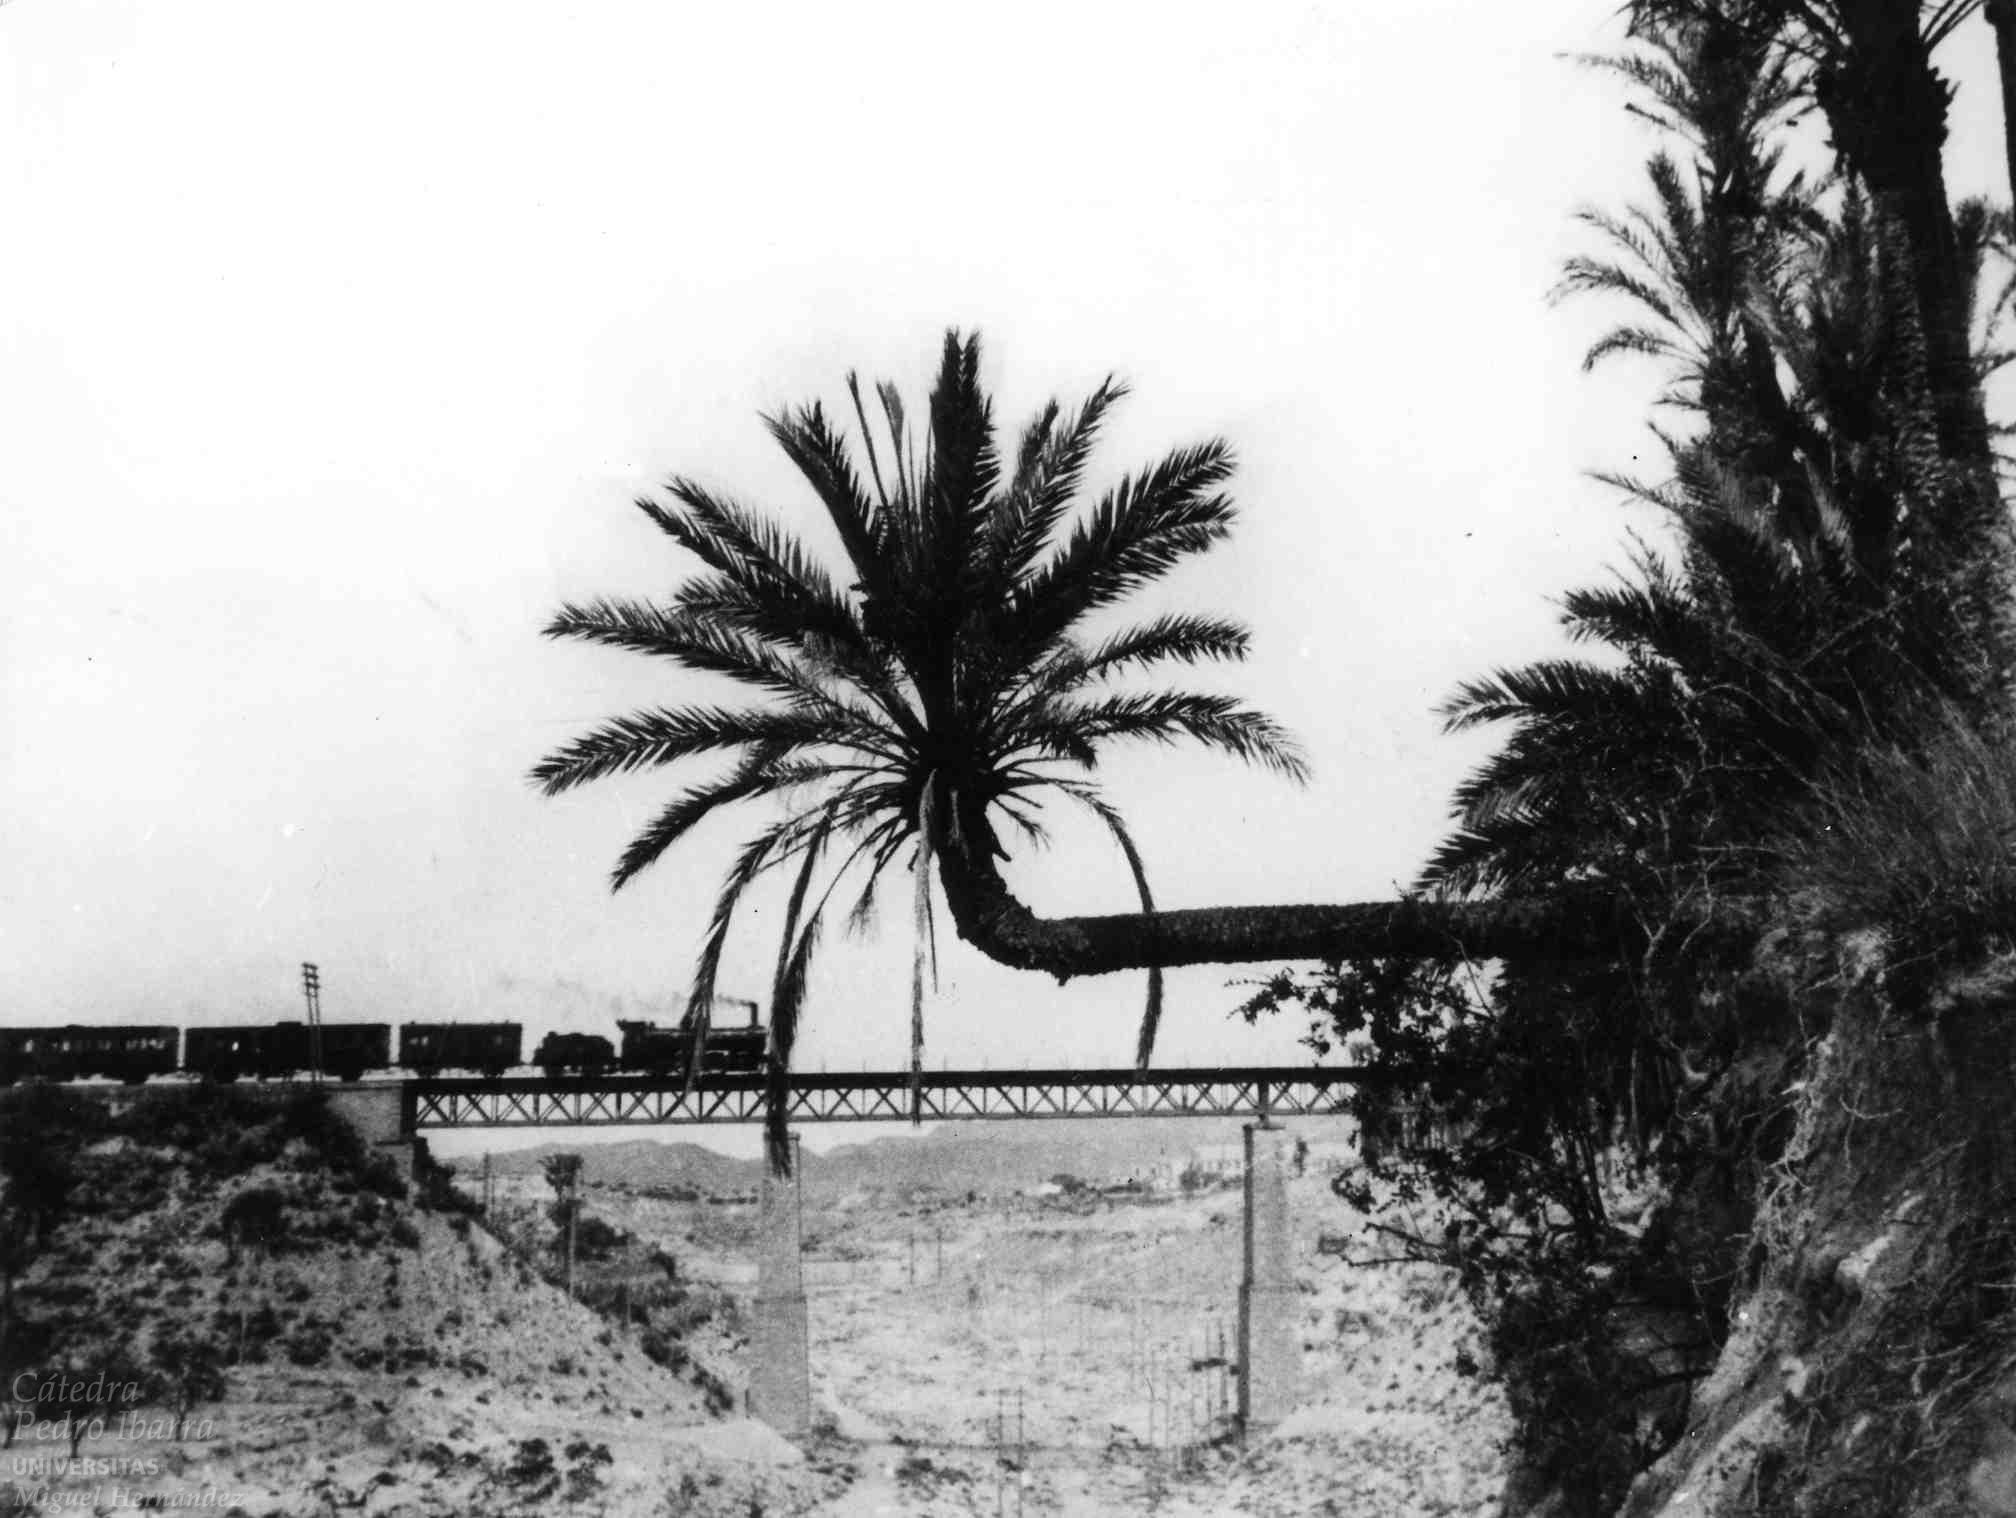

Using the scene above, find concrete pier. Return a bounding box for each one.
[1238,1122,1299,1432]
[748,1135,811,1440]
[323,1082,415,1178]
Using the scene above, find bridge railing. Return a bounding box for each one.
[402,1065,1400,1132]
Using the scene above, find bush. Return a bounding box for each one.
[1778,718,2016,997]
[639,1329,689,1374]
[359,1154,409,1202]
[221,1185,290,1254]
[575,1214,629,1260]
[123,1086,265,1156]
[504,1437,557,1498]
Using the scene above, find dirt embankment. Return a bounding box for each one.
[1592,946,2016,1517]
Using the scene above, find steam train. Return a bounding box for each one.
[0,998,766,1086]
[531,1001,767,1078]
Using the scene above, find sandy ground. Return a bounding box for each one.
[12,1147,1507,1516]
[616,1163,1512,1517]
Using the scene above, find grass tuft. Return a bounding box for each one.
[1776,713,2016,991]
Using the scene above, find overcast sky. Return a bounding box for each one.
[5,1,2009,1104]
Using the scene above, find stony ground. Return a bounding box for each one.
[6,1138,832,1518]
[597,1162,1512,1517]
[11,1121,1507,1517]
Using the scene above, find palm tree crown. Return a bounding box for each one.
[533,331,1306,1165]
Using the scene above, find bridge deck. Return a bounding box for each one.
[404,1065,1386,1130]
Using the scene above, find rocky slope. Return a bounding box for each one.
[1517,940,2016,1517]
[0,1086,833,1517]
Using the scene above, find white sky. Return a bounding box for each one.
[4,1,2009,1102]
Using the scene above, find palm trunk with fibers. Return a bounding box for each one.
[1811,2,1995,472]
[1990,1,2016,201]
[935,788,1685,978]
[911,782,936,1126]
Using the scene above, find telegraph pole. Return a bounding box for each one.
[301,962,324,1084]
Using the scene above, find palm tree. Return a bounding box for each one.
[534,332,1319,1164]
[1635,0,2016,683]
[1429,10,1840,896]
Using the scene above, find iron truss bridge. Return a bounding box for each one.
[402,1065,1389,1133]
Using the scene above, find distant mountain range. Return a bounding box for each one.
[482,1115,1358,1197]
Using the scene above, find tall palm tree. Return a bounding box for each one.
[1636,0,2016,685]
[1430,9,1839,897]
[1434,2,2016,911]
[534,332,1312,1164]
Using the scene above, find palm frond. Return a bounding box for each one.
[1439,661,1657,733]
[909,782,936,1125]
[1051,784,1163,1068]
[1025,691,1310,781]
[986,377,1129,591]
[923,330,1001,590]
[609,746,847,890]
[530,704,890,796]
[762,818,833,1174]
[761,401,889,597]
[1012,442,1239,650]
[1052,614,1252,684]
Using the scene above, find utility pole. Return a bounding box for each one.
[301,962,323,1084]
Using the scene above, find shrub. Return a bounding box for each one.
[1777,717,2016,996]
[359,1154,409,1202]
[123,1086,265,1156]
[286,1322,332,1370]
[504,1438,557,1497]
[220,1186,290,1256]
[575,1214,629,1260]
[639,1329,688,1374]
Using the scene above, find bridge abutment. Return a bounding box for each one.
[749,1135,811,1440]
[1239,1121,1299,1433]
[325,1082,416,1179]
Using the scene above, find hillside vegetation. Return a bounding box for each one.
[0,1085,831,1516]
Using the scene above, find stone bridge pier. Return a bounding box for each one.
[1239,1121,1300,1432]
[325,1081,417,1178]
[749,1134,811,1439]
[738,1123,1301,1443]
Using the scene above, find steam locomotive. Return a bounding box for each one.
[0,999,766,1086]
[530,999,766,1078]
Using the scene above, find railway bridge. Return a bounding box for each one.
[333,1064,1388,1444]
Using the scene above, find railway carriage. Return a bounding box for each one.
[397,1022,520,1077]
[185,1022,390,1083]
[0,1025,178,1085]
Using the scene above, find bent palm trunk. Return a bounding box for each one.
[932,798,1666,979]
